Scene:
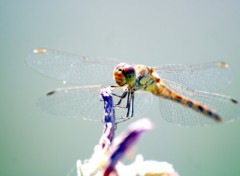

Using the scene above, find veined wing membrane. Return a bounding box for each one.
[37,85,153,121]
[37,85,104,121]
[155,61,232,92]
[159,79,239,127]
[26,48,120,85]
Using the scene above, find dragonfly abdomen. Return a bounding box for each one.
[151,83,222,122]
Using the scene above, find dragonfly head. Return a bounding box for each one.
[113,63,136,86]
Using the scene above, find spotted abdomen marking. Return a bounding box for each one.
[151,83,222,122]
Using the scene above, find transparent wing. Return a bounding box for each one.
[158,79,240,127]
[26,48,120,85]
[37,85,153,121]
[155,61,232,92]
[37,85,104,121]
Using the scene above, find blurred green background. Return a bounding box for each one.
[1,0,240,175]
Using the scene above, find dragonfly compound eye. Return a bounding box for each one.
[122,65,136,85]
[113,63,136,86]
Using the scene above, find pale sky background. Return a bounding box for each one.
[1,0,240,176]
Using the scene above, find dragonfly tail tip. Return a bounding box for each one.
[216,117,222,122]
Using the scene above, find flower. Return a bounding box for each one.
[75,87,179,176]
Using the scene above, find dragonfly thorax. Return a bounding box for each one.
[133,65,158,91]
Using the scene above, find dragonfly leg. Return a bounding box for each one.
[114,92,135,124]
[112,87,135,119]
[130,91,135,117]
[112,90,128,105]
[126,91,131,117]
[115,116,133,124]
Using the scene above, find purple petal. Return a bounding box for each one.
[104,118,153,175]
[100,87,116,145]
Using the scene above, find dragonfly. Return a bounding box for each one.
[26,48,240,127]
